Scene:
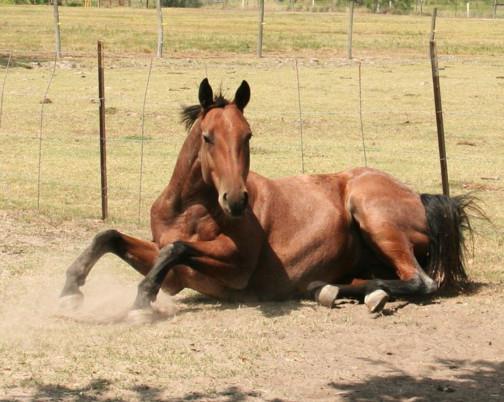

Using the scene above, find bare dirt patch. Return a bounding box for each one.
[1,209,503,401]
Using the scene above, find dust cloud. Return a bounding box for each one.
[0,258,177,335]
[56,274,178,324]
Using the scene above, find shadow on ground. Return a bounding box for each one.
[1,381,285,402]
[329,358,504,401]
[176,280,489,320]
[177,292,313,319]
[2,359,502,401]
[0,54,42,69]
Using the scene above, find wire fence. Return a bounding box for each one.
[0,50,502,234]
[22,0,504,18]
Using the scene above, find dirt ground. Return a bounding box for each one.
[0,208,503,402]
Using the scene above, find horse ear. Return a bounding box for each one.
[199,78,213,109]
[234,80,250,111]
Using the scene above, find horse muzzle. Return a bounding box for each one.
[221,190,249,218]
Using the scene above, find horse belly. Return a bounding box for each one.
[251,224,356,299]
[248,180,357,298]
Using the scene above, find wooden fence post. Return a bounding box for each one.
[37,57,57,212]
[0,52,12,130]
[294,59,305,174]
[347,0,354,60]
[156,0,164,58]
[257,0,265,58]
[53,0,62,58]
[138,58,154,224]
[98,41,108,220]
[357,62,368,167]
[429,9,450,197]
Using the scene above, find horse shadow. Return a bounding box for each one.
[173,280,488,320]
[175,292,315,319]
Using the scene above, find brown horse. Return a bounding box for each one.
[60,79,475,320]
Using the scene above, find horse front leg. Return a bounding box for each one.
[59,230,159,310]
[129,235,255,318]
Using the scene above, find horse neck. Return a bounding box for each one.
[163,120,214,209]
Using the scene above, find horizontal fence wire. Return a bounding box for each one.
[0,51,502,232]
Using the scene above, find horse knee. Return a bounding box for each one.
[157,241,188,263]
[93,229,121,253]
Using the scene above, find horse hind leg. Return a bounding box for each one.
[344,227,436,313]
[309,273,434,314]
[59,230,158,310]
[308,230,436,313]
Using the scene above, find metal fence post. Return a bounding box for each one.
[429,9,450,197]
[98,41,108,220]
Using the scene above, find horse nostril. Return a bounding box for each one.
[223,193,228,201]
[242,191,249,207]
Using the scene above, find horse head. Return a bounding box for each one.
[197,78,252,218]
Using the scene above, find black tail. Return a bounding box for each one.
[420,193,480,290]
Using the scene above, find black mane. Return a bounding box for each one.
[180,94,230,131]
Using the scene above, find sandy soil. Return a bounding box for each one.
[0,209,503,402]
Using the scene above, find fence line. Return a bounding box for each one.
[4,141,500,163]
[0,49,495,68]
[4,165,502,199]
[1,108,502,121]
[138,57,154,223]
[0,52,12,130]
[294,59,305,174]
[0,51,502,227]
[36,55,57,211]
[357,61,367,167]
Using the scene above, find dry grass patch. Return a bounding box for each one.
[1,7,504,400]
[1,6,504,57]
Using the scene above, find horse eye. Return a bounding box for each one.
[203,133,213,144]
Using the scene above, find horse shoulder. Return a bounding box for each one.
[151,200,221,247]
